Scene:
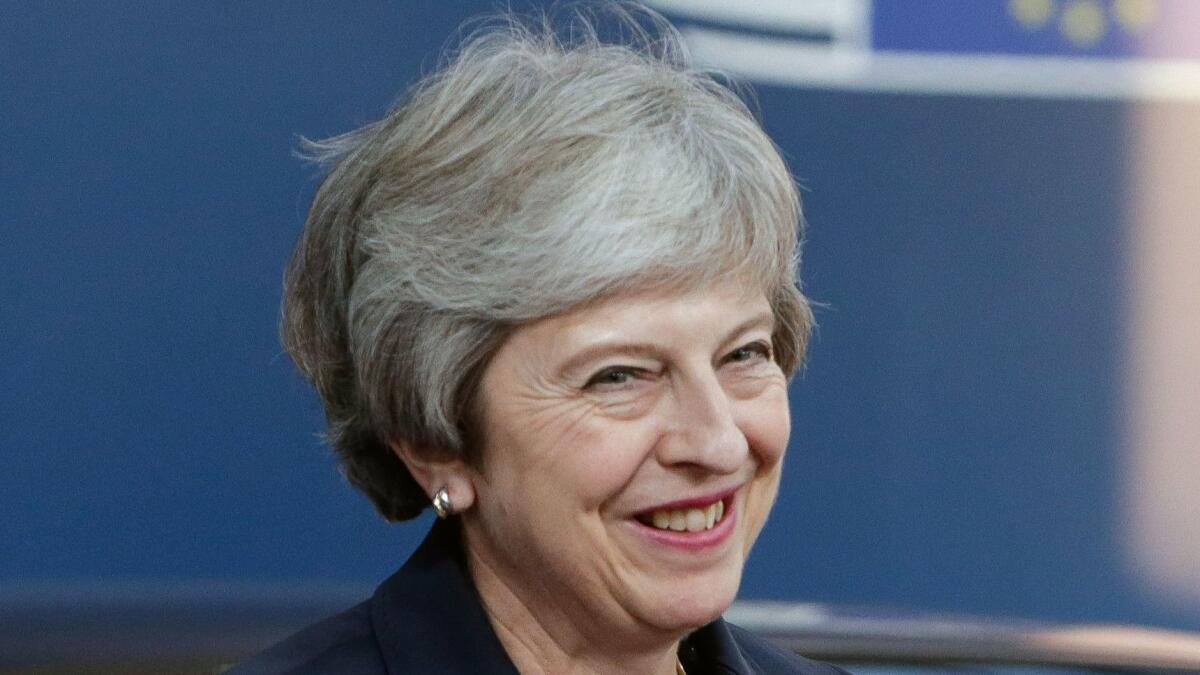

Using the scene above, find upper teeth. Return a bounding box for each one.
[647,500,724,532]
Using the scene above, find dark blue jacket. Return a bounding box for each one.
[229,521,848,674]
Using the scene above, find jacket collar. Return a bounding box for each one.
[369,518,754,674]
[370,519,520,674]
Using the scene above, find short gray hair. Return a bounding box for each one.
[282,6,814,521]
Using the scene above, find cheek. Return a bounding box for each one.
[744,386,791,466]
[559,420,662,509]
[737,387,790,551]
[490,410,660,515]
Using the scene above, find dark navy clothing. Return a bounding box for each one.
[229,521,847,674]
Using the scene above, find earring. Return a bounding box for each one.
[431,487,453,519]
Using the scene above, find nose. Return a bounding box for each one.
[656,369,749,474]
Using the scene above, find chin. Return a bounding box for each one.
[646,567,742,632]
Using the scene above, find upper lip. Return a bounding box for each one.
[634,484,741,515]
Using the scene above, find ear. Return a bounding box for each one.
[389,438,476,515]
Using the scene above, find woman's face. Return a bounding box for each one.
[462,281,792,641]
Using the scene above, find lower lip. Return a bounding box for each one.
[627,499,736,551]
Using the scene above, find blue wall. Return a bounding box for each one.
[3,1,1197,635]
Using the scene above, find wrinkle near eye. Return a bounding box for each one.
[495,389,596,455]
[722,363,786,401]
[582,381,663,420]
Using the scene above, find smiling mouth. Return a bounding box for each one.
[634,498,728,533]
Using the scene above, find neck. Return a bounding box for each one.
[462,524,683,675]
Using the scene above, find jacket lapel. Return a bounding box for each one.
[680,618,755,675]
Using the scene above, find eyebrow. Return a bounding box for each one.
[555,311,776,379]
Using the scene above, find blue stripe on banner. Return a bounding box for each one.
[872,0,1200,61]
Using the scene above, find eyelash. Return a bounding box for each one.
[724,340,772,364]
[581,341,773,390]
[583,366,643,389]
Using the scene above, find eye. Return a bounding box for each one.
[724,341,772,365]
[583,366,642,390]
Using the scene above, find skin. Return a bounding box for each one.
[396,282,792,675]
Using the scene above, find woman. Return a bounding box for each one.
[233,7,844,674]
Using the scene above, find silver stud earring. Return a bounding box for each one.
[431,487,453,519]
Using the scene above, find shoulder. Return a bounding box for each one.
[720,622,852,675]
[225,521,517,675]
[223,601,386,675]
